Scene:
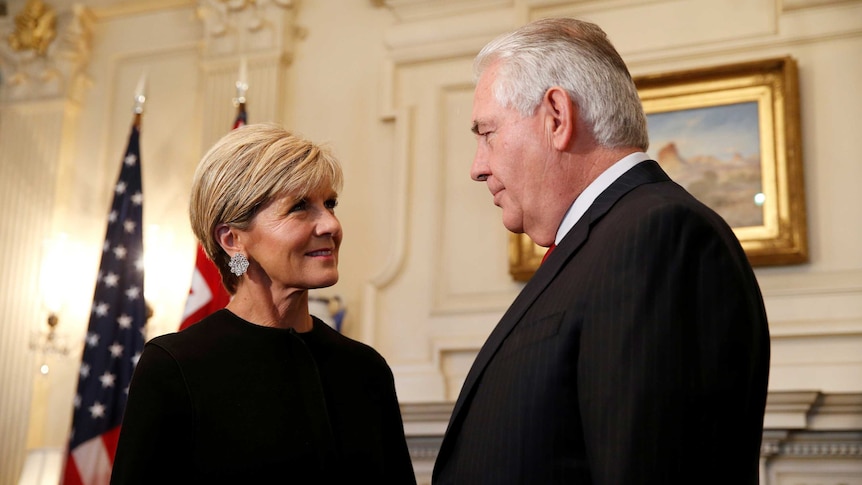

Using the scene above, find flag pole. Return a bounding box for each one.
[233,56,248,128]
[133,73,147,128]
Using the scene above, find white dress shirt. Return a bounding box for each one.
[554,151,651,245]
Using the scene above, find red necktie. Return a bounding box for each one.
[541,243,556,264]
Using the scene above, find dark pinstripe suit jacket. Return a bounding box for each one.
[432,160,770,484]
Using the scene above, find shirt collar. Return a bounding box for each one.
[554,151,651,245]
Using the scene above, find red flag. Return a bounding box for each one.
[179,245,231,330]
[63,122,146,484]
[233,102,247,129]
[178,101,246,330]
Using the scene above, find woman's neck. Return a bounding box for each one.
[226,284,313,332]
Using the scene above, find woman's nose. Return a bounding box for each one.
[316,208,341,236]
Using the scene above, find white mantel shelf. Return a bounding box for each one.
[401,391,862,461]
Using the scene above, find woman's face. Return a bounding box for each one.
[238,184,342,292]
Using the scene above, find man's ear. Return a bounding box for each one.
[215,223,241,254]
[543,86,575,151]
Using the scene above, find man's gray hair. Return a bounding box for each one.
[474,17,649,151]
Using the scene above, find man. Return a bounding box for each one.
[432,17,770,484]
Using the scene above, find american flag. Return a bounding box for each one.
[63,123,147,485]
[178,101,245,330]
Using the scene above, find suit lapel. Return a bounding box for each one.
[442,160,670,441]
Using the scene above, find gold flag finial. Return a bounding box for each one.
[132,73,147,128]
[234,56,248,106]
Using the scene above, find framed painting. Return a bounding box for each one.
[509,57,807,282]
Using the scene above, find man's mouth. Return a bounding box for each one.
[492,189,503,207]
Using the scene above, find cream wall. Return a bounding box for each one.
[0,0,860,484]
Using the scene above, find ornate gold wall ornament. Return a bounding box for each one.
[7,0,57,56]
[0,4,93,103]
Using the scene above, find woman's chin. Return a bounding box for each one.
[309,275,339,289]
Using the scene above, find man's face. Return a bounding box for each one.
[470,62,556,238]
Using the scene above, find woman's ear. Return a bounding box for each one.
[543,86,575,151]
[215,223,241,254]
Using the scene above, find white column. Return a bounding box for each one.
[0,4,93,485]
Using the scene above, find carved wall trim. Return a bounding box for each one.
[402,394,862,484]
[377,0,514,22]
[195,0,300,158]
[376,0,862,68]
[89,0,195,20]
[765,390,862,430]
[782,0,862,12]
[359,106,414,345]
[0,4,93,103]
[781,438,862,457]
[0,98,68,485]
[196,0,300,61]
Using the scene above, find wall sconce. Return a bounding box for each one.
[30,233,73,374]
[28,310,69,375]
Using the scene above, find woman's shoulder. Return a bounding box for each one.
[309,318,390,367]
[146,309,235,354]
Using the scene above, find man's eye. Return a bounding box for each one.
[325,199,338,210]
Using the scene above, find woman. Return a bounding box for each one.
[111,123,416,484]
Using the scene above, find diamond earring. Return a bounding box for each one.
[229,253,249,276]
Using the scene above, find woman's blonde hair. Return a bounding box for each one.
[189,122,343,293]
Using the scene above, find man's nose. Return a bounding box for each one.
[470,147,490,182]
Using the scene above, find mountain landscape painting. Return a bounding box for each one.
[647,101,764,228]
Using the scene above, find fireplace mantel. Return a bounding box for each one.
[401,391,862,485]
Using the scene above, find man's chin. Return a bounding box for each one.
[502,217,524,235]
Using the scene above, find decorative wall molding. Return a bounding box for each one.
[360,106,414,345]
[383,8,515,64]
[195,0,300,157]
[759,269,862,338]
[89,0,195,20]
[0,98,71,485]
[196,0,300,61]
[759,268,862,297]
[376,0,862,68]
[764,391,862,430]
[782,0,862,12]
[0,4,93,103]
[537,0,862,69]
[767,434,862,457]
[402,394,862,484]
[376,0,514,22]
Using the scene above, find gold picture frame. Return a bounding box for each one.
[510,57,807,282]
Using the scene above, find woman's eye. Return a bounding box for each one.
[288,200,307,213]
[325,199,338,210]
